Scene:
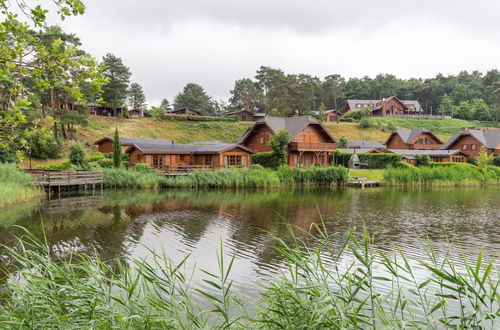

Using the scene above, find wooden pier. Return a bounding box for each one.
[26,170,103,192]
[346,177,381,188]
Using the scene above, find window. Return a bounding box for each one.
[224,155,243,167]
[471,144,476,150]
[179,155,186,161]
[259,137,264,144]
[153,155,164,167]
[462,144,467,150]
[430,157,440,162]
[453,156,465,163]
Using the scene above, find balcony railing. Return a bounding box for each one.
[410,144,441,150]
[288,142,336,152]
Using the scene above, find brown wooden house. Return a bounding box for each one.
[168,107,203,116]
[325,110,340,122]
[227,109,266,122]
[389,149,469,165]
[128,109,143,117]
[238,116,337,167]
[126,141,253,169]
[94,137,173,153]
[345,97,424,116]
[441,128,500,157]
[385,129,443,150]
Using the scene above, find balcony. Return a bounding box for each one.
[288,142,337,152]
[410,144,441,150]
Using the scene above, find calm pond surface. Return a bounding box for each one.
[0,186,499,299]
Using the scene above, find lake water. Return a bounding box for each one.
[0,187,499,301]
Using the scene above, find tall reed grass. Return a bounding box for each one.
[0,164,41,207]
[1,225,497,328]
[384,163,500,186]
[103,166,348,189]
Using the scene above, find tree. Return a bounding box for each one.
[69,143,86,167]
[323,74,345,110]
[470,98,492,121]
[455,101,473,120]
[269,129,289,167]
[438,94,454,116]
[160,98,171,112]
[101,54,131,112]
[229,78,262,112]
[128,82,146,110]
[337,136,348,148]
[317,103,326,122]
[173,83,215,115]
[477,146,492,168]
[112,127,122,168]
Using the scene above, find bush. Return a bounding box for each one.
[358,117,373,129]
[252,152,280,169]
[493,156,500,167]
[135,163,152,173]
[25,127,61,160]
[69,143,86,166]
[342,109,371,121]
[88,152,105,162]
[336,152,401,169]
[339,117,354,123]
[415,154,430,166]
[97,159,114,168]
[150,113,236,122]
[393,161,414,169]
[468,157,478,166]
[35,161,72,171]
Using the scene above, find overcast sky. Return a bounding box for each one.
[53,0,500,106]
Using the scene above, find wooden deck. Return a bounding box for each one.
[26,170,103,188]
[153,165,245,176]
[346,177,381,188]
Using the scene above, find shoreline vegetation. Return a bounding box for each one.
[0,164,41,208]
[0,226,498,328]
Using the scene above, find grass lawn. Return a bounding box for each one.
[347,169,385,182]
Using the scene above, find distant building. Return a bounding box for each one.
[168,107,204,116]
[94,137,173,153]
[238,116,337,167]
[226,109,266,121]
[348,141,385,149]
[385,128,443,150]
[345,97,424,116]
[441,128,500,157]
[128,109,144,118]
[389,149,469,165]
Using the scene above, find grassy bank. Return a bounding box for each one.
[0,164,41,208]
[384,163,500,186]
[1,226,497,328]
[103,166,348,188]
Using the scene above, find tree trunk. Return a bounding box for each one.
[53,122,58,139]
[61,122,67,139]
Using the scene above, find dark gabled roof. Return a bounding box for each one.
[348,141,384,149]
[340,148,381,153]
[94,137,172,145]
[441,129,500,150]
[385,128,442,145]
[238,116,336,144]
[346,99,379,110]
[169,107,203,114]
[126,141,254,154]
[389,149,466,156]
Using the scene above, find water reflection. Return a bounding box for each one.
[0,187,499,295]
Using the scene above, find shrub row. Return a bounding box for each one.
[384,163,500,185]
[154,114,237,122]
[103,165,348,189]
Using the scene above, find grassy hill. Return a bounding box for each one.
[19,115,498,168]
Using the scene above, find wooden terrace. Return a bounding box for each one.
[26,170,103,190]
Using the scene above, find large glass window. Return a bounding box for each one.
[153,155,164,167]
[224,155,243,167]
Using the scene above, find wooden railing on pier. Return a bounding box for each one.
[26,170,103,187]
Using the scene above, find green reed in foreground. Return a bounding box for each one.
[384,163,500,186]
[0,224,498,329]
[103,165,348,189]
[0,164,41,207]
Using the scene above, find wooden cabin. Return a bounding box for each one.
[238,116,337,167]
[389,149,469,164]
[348,141,385,150]
[325,110,340,122]
[385,129,443,150]
[345,97,424,116]
[94,137,173,153]
[126,141,253,169]
[441,128,500,157]
[227,109,266,122]
[128,109,143,118]
[168,107,203,116]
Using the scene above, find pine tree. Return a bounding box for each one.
[128,82,147,110]
[173,83,215,115]
[101,54,131,112]
[113,127,122,168]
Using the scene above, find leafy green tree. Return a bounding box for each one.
[269,129,289,167]
[229,78,262,112]
[160,98,171,112]
[24,126,61,159]
[173,83,215,115]
[323,74,346,110]
[101,54,131,112]
[470,98,492,121]
[455,101,474,120]
[148,107,165,120]
[317,102,326,122]
[477,146,492,168]
[127,82,146,110]
[112,127,122,168]
[69,143,86,167]
[337,136,348,148]
[438,94,454,116]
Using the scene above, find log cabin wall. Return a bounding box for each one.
[244,125,273,152]
[447,135,485,157]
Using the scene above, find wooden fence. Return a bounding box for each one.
[25,170,103,187]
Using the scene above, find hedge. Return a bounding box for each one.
[160,114,237,122]
[335,152,402,169]
[493,156,500,167]
[252,152,285,169]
